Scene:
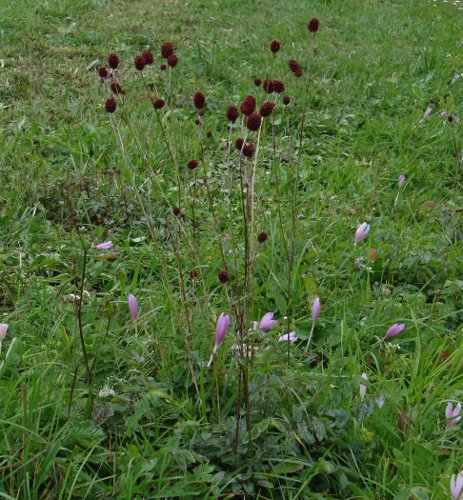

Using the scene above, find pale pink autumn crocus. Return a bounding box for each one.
[385,323,405,338]
[128,294,138,321]
[93,241,113,250]
[451,471,463,500]
[0,323,8,341]
[451,74,461,85]
[312,297,321,324]
[259,312,277,332]
[423,106,432,119]
[446,402,462,429]
[354,222,370,244]
[278,332,298,344]
[207,313,230,367]
[359,373,368,401]
[398,175,405,187]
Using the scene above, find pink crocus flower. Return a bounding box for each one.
[214,313,230,349]
[354,222,370,244]
[128,294,138,320]
[451,471,463,500]
[259,312,277,332]
[359,373,367,401]
[451,74,461,85]
[93,241,113,250]
[440,111,448,118]
[446,402,462,429]
[398,175,406,187]
[207,313,230,366]
[278,332,298,344]
[385,323,405,338]
[0,324,8,341]
[312,297,321,324]
[423,106,432,119]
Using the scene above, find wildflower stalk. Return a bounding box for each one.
[167,216,202,404]
[76,234,92,385]
[140,73,183,209]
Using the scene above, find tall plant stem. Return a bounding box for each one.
[76,235,91,385]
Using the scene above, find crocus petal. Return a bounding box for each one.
[446,417,461,430]
[456,473,463,499]
[215,313,230,348]
[451,475,458,499]
[128,294,138,320]
[446,402,455,419]
[354,222,370,243]
[0,323,8,341]
[359,373,368,400]
[259,312,276,332]
[93,241,113,250]
[278,332,298,344]
[398,175,405,187]
[453,403,462,418]
[385,323,405,338]
[312,297,321,324]
[423,106,432,118]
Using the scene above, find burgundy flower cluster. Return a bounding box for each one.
[308,18,320,33]
[235,138,255,158]
[288,59,302,78]
[194,92,206,115]
[133,49,154,71]
[161,42,178,68]
[240,95,257,116]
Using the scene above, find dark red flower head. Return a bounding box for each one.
[195,119,201,126]
[273,80,285,93]
[294,68,303,78]
[259,101,275,117]
[218,270,229,283]
[194,91,206,110]
[167,53,178,67]
[270,39,281,53]
[254,77,262,87]
[189,269,198,279]
[288,59,300,73]
[160,64,167,71]
[173,207,180,216]
[448,115,454,123]
[105,97,117,113]
[187,159,198,170]
[240,95,257,116]
[283,96,290,105]
[161,42,174,59]
[226,106,239,122]
[142,49,154,65]
[308,18,320,33]
[98,67,108,78]
[110,82,126,95]
[207,130,212,138]
[134,55,145,71]
[263,79,275,93]
[243,143,255,158]
[246,112,262,131]
[258,231,268,243]
[108,53,120,70]
[153,98,165,109]
[235,137,244,151]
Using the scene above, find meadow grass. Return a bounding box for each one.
[1,0,463,497]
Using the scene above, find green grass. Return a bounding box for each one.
[1,0,463,497]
